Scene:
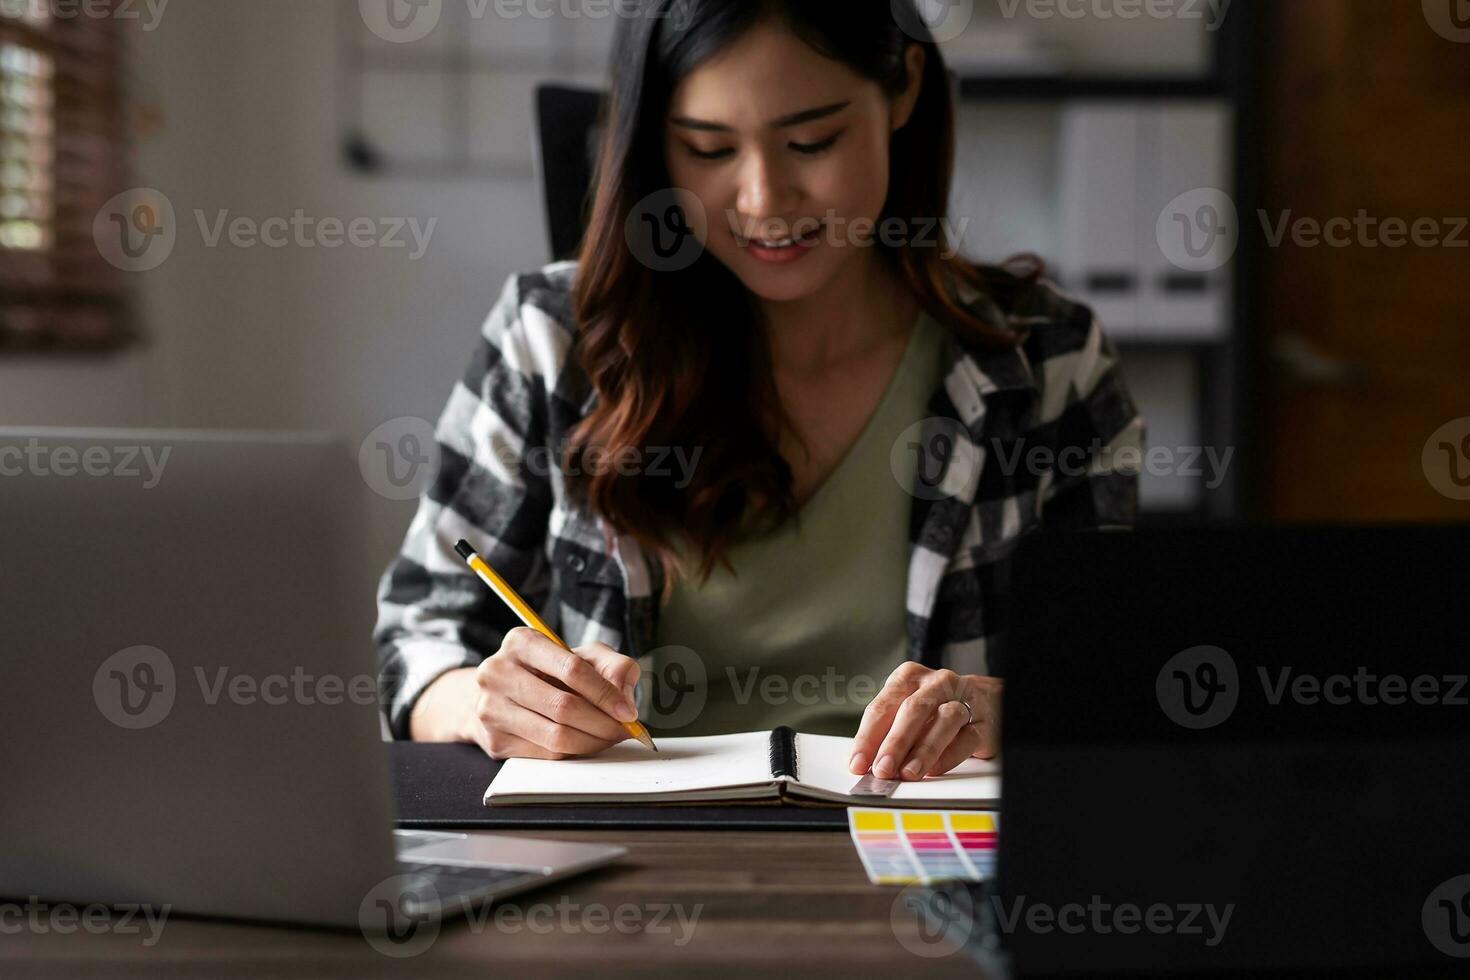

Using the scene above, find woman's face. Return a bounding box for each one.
[663,19,924,304]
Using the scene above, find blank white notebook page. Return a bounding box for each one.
[793,732,1002,801]
[889,757,1000,801]
[487,732,774,798]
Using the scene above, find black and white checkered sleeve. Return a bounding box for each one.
[1038,301,1146,530]
[373,273,557,739]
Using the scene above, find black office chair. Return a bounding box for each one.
[533,85,609,261]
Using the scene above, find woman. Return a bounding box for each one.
[375,0,1143,783]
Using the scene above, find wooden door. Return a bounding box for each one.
[1256,0,1470,520]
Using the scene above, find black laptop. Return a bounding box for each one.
[970,525,1470,978]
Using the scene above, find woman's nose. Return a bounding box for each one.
[734,151,800,229]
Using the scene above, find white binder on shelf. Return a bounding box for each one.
[1057,104,1142,337]
[1057,101,1234,342]
[1139,103,1234,340]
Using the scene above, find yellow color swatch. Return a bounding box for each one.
[851,810,897,831]
[899,812,945,831]
[949,813,997,831]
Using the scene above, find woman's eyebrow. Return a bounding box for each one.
[669,100,851,132]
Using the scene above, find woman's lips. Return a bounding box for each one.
[739,223,824,264]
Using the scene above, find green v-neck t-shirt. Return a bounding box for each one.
[649,310,953,738]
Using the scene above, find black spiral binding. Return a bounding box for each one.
[768,726,798,780]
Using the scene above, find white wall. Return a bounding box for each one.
[0,0,574,604]
[0,1,1219,604]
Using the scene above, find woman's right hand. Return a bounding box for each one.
[409,627,642,759]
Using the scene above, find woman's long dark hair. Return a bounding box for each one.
[567,0,1041,591]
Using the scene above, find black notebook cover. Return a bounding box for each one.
[389,741,848,830]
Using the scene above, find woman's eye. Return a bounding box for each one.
[791,130,844,156]
[685,144,734,162]
[682,130,846,162]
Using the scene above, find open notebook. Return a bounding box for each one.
[484,728,1001,809]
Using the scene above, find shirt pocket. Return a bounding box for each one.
[548,512,625,595]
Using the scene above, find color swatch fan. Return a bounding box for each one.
[848,808,998,885]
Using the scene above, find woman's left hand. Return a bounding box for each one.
[848,662,1001,780]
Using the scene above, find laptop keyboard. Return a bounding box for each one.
[394,862,546,906]
[393,831,450,854]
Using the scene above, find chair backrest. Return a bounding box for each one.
[534,84,609,261]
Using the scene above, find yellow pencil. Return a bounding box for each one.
[453,539,658,752]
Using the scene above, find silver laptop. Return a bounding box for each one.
[0,428,624,931]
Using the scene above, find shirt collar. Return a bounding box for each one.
[952,333,1036,397]
[944,282,1038,397]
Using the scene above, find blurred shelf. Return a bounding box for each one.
[355,49,602,74]
[0,333,140,356]
[341,127,533,179]
[1136,506,1223,528]
[956,74,1227,101]
[1113,335,1230,354]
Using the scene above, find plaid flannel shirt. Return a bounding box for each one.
[374,260,1145,739]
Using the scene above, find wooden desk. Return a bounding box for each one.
[4,830,987,978]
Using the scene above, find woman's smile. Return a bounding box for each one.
[739,221,825,263]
